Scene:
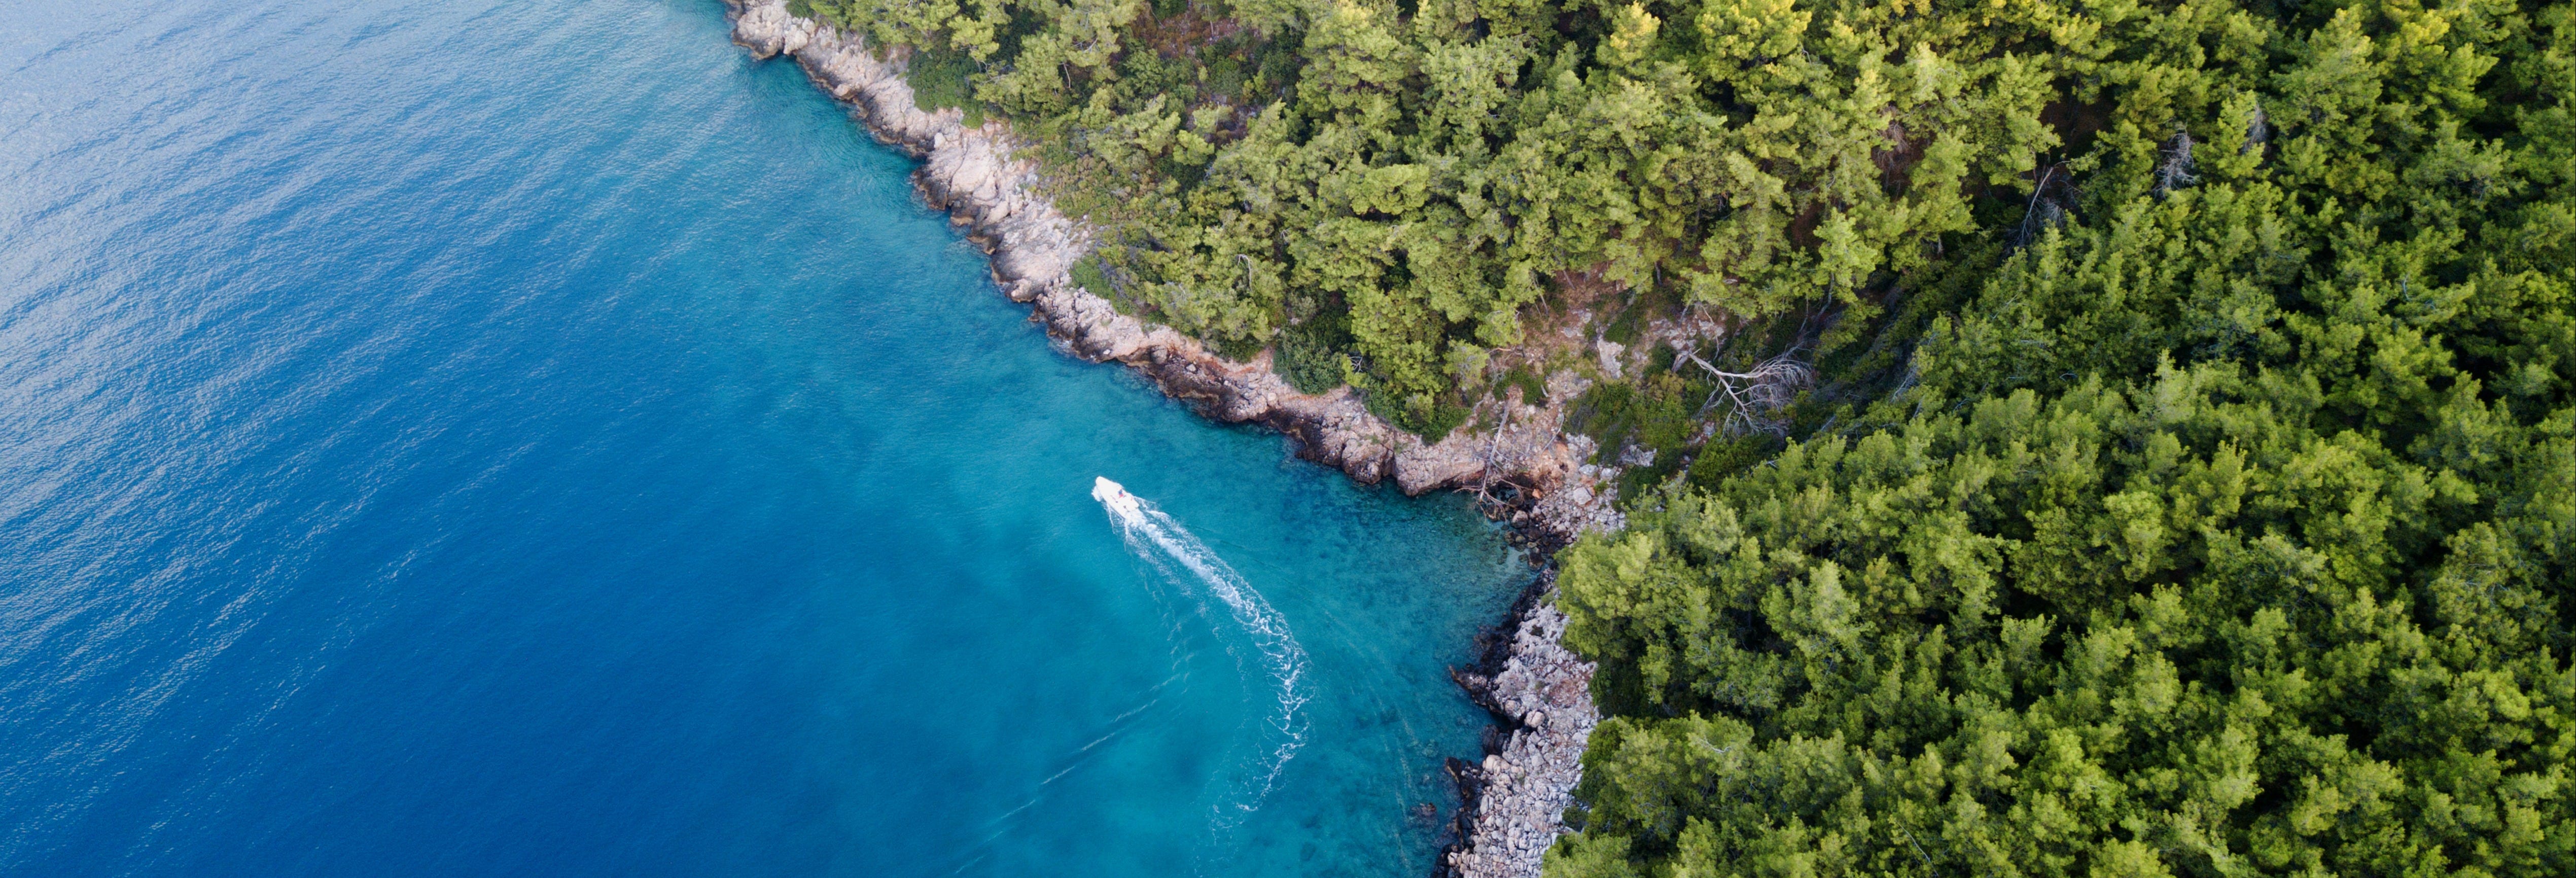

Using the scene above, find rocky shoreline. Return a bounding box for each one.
[721,4,1612,873]
[1441,572,1601,878]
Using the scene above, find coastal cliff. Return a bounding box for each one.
[723,3,1611,873]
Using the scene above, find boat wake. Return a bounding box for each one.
[1091,476,1309,815]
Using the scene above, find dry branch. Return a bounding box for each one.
[1674,344,1814,437]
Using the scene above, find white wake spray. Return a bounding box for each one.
[1091,476,1310,812]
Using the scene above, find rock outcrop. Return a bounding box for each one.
[1448,584,1600,878]
[724,6,1612,875]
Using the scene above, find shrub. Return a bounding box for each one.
[905,47,978,120]
[1275,315,1351,395]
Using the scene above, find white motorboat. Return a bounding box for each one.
[1091,476,1141,516]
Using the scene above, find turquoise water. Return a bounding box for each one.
[0,2,1527,875]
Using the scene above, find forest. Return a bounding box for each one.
[783,0,2574,872]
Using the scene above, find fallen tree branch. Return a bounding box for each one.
[1675,343,1814,438]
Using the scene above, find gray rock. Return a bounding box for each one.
[1451,575,1604,878]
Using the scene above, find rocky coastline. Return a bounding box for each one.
[721,4,1613,873]
[1441,572,1601,878]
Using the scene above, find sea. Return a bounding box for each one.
[0,2,1531,875]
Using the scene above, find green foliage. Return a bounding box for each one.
[1600,300,1647,348]
[1277,313,1354,394]
[1497,366,1547,406]
[1361,379,1473,441]
[905,45,983,125]
[1566,370,1704,465]
[1418,400,1472,441]
[1551,0,2576,873]
[1681,433,1779,488]
[1068,255,1111,297]
[1563,383,1639,460]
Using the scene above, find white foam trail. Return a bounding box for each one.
[1091,477,1310,810]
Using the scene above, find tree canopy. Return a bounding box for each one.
[1549,0,2576,873]
[789,0,2102,435]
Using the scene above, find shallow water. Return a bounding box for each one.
[0,2,1528,875]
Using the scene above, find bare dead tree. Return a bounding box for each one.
[1674,343,1815,438]
[2243,99,2271,156]
[1460,355,1531,508]
[1467,397,1513,506]
[2013,164,2075,250]
[2154,128,2198,198]
[1890,349,1922,397]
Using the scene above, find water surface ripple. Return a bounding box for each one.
[0,2,1528,875]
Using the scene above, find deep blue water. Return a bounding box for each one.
[0,2,1528,875]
